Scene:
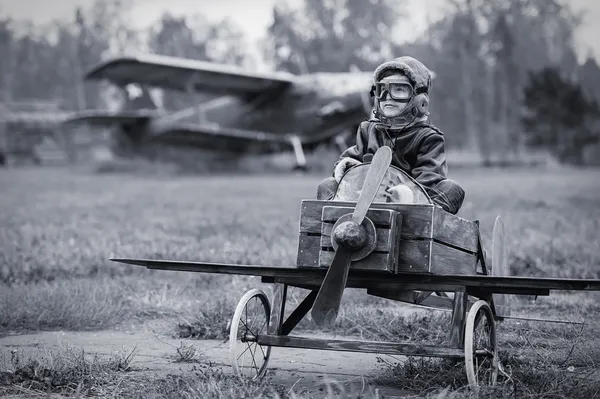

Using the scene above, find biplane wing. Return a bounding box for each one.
[148,121,302,153]
[63,109,160,127]
[84,53,297,96]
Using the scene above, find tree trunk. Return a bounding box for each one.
[460,38,478,153]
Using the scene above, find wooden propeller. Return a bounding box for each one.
[311,146,393,327]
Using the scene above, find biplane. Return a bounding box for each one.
[110,146,600,388]
[0,101,76,166]
[63,53,375,169]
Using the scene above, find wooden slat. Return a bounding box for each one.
[296,233,320,267]
[320,239,431,273]
[274,277,464,292]
[321,224,394,253]
[112,258,600,294]
[430,242,478,275]
[366,288,458,310]
[396,240,432,273]
[281,290,318,336]
[388,211,403,273]
[319,250,395,272]
[256,335,465,359]
[433,207,479,253]
[322,206,394,226]
[299,200,325,234]
[449,292,468,348]
[268,284,287,335]
[300,200,433,239]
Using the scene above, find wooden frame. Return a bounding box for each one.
[297,200,479,275]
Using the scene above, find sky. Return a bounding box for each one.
[1,0,599,62]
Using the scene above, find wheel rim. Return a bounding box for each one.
[229,289,272,380]
[465,300,499,388]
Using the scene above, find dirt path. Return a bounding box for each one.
[0,329,412,397]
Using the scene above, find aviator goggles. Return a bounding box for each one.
[370,80,414,102]
[370,80,429,102]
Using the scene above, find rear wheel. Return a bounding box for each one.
[229,289,272,380]
[464,300,499,388]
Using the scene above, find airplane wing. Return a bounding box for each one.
[62,109,160,127]
[148,121,297,153]
[85,53,297,96]
[109,258,600,295]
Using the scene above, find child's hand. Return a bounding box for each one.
[385,184,414,204]
[334,158,361,182]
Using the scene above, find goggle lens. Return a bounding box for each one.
[374,82,413,101]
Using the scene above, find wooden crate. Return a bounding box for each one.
[296,200,479,275]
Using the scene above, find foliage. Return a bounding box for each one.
[2,0,600,164]
[263,0,403,74]
[522,67,600,164]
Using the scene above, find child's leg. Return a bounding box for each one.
[428,179,465,214]
[316,176,339,200]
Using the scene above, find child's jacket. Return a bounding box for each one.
[336,120,465,214]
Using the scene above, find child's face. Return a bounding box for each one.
[378,74,411,118]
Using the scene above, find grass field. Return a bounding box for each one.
[1,165,600,397]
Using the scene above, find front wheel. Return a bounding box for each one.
[229,289,272,380]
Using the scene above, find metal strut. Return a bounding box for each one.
[289,135,307,170]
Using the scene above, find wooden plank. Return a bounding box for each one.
[281,290,318,336]
[319,250,394,272]
[299,200,323,234]
[256,335,465,359]
[321,224,394,253]
[433,207,479,253]
[300,200,433,239]
[322,206,394,226]
[449,292,468,348]
[268,284,287,335]
[323,240,428,272]
[367,288,458,310]
[430,242,478,275]
[366,288,419,303]
[389,211,403,273]
[112,258,600,293]
[319,239,431,273]
[296,233,320,267]
[396,239,432,273]
[275,276,464,292]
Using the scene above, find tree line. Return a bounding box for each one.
[1,0,599,164]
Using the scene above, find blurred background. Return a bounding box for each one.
[1,0,599,170]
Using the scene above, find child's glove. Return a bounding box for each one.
[334,158,361,183]
[385,184,414,204]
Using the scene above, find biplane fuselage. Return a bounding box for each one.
[157,72,372,148]
[64,54,375,167]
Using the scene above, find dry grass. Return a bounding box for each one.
[0,344,137,397]
[1,164,600,397]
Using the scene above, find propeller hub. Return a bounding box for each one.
[332,221,367,250]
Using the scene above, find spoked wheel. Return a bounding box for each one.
[229,289,272,380]
[465,300,499,388]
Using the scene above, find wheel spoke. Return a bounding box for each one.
[250,343,259,374]
[230,290,272,381]
[237,342,252,361]
[240,317,255,336]
[258,343,267,359]
[258,318,268,334]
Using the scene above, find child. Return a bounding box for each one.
[317,56,465,215]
